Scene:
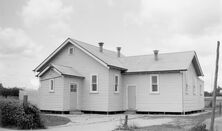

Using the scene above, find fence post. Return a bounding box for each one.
[124,115,128,129]
[23,95,28,108]
[210,41,220,131]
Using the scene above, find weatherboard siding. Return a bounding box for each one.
[46,43,109,111]
[123,73,183,112]
[39,69,64,111]
[183,63,204,111]
[108,69,124,111]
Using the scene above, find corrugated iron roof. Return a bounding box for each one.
[52,64,84,78]
[34,38,204,76]
[119,51,195,73]
[70,38,126,69]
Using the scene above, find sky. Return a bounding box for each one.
[0,0,221,91]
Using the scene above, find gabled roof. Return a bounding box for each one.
[34,38,126,72]
[38,64,84,78]
[34,38,204,76]
[120,51,204,76]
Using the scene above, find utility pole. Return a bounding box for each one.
[210,41,220,131]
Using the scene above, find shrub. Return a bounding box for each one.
[0,98,45,129]
[190,124,208,131]
[115,116,139,131]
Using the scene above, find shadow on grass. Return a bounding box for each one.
[40,114,71,127]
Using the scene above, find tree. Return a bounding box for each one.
[204,91,212,97]
[0,83,21,98]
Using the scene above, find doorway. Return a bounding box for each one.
[127,85,136,110]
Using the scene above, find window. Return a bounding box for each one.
[114,75,119,93]
[185,72,189,95]
[150,75,159,93]
[70,83,77,92]
[49,79,54,92]
[90,74,98,93]
[200,85,202,96]
[193,77,196,95]
[185,84,189,95]
[69,47,74,55]
[193,85,196,95]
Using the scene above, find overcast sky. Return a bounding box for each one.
[0,0,221,91]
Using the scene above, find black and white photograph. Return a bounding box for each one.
[0,0,222,131]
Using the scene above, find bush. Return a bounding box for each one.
[0,98,45,129]
[190,124,208,131]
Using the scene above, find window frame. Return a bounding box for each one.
[150,74,159,94]
[193,85,196,95]
[185,84,189,95]
[114,74,120,93]
[185,71,189,95]
[68,47,74,55]
[199,85,202,96]
[49,79,54,92]
[90,74,98,93]
[193,77,196,95]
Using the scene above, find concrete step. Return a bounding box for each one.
[70,110,82,115]
[124,110,136,114]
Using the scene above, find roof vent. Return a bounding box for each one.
[153,50,159,61]
[117,47,121,57]
[98,42,104,52]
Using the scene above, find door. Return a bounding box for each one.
[128,85,136,110]
[70,83,78,110]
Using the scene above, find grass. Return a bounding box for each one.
[41,114,71,127]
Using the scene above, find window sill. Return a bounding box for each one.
[90,91,99,94]
[150,92,160,95]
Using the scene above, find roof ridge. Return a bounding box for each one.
[70,38,123,56]
[124,50,195,58]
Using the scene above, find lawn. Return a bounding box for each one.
[41,114,71,127]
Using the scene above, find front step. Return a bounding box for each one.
[124,110,136,114]
[70,110,82,115]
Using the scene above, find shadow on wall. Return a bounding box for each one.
[19,90,39,107]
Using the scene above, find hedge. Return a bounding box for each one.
[0,98,45,129]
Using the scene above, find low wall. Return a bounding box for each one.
[205,97,222,107]
[19,90,39,107]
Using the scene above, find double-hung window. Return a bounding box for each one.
[193,77,196,95]
[200,85,202,96]
[193,85,196,95]
[114,75,119,93]
[90,74,98,93]
[150,75,159,93]
[185,72,189,95]
[49,79,54,92]
[185,84,189,95]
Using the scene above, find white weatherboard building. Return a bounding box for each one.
[34,38,204,114]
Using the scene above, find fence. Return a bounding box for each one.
[19,89,39,107]
[205,97,222,107]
